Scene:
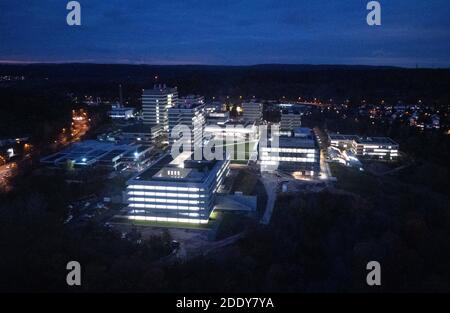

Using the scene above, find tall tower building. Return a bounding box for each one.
[142,84,178,135]
[168,95,206,150]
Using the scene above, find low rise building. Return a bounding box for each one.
[206,111,230,125]
[260,128,320,178]
[109,104,135,120]
[125,151,230,224]
[328,133,399,161]
[121,123,162,144]
[355,137,399,161]
[40,140,151,171]
[328,134,360,150]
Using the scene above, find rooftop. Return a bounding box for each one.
[121,123,159,134]
[132,152,221,183]
[143,84,177,95]
[279,136,318,148]
[356,137,398,145]
[40,140,143,166]
[329,134,361,141]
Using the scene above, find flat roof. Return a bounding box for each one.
[356,137,398,145]
[40,140,141,166]
[279,136,317,148]
[121,123,158,134]
[98,149,128,162]
[132,152,221,183]
[143,86,177,95]
[329,134,360,141]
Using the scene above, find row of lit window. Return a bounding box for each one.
[129,197,202,205]
[127,191,204,198]
[261,148,316,154]
[131,210,200,218]
[129,203,204,211]
[128,215,208,224]
[260,156,316,163]
[128,185,202,192]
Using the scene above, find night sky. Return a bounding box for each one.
[1,0,449,67]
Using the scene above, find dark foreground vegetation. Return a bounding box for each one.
[1,163,449,292]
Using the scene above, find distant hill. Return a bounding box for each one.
[1,63,449,104]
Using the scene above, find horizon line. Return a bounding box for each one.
[1,60,450,70]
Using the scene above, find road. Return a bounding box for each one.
[260,173,280,225]
[0,162,17,191]
[319,150,333,181]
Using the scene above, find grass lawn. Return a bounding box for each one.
[329,163,381,198]
[212,139,257,162]
[231,169,259,195]
[215,212,256,240]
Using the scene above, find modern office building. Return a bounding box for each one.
[242,101,262,123]
[125,152,230,224]
[120,123,162,144]
[328,134,360,150]
[279,109,302,135]
[205,100,224,113]
[355,137,399,160]
[142,84,178,135]
[109,102,135,120]
[40,140,151,171]
[260,128,321,178]
[204,121,258,143]
[328,133,399,161]
[168,95,206,150]
[206,111,230,125]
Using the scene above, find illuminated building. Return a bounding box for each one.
[206,111,230,125]
[279,109,302,136]
[242,101,262,123]
[260,128,320,177]
[109,104,135,120]
[121,123,162,144]
[328,133,399,161]
[328,134,360,150]
[125,152,230,224]
[355,137,399,160]
[204,121,258,141]
[142,84,178,135]
[168,95,206,149]
[40,140,151,171]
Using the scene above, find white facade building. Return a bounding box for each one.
[280,109,302,134]
[328,134,360,150]
[125,152,230,224]
[242,102,262,122]
[355,137,399,161]
[168,95,206,150]
[109,105,135,120]
[260,128,320,178]
[328,133,399,161]
[142,84,178,135]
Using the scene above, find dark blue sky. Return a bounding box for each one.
[1,0,449,67]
